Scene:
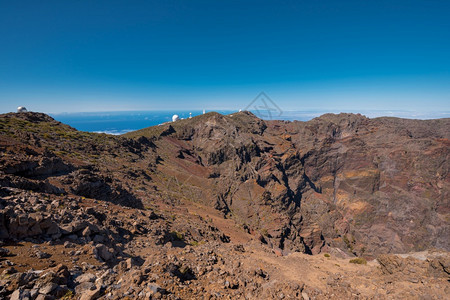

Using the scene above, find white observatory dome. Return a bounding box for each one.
[17,106,27,113]
[172,114,180,122]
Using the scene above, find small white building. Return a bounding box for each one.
[172,114,180,122]
[17,106,27,113]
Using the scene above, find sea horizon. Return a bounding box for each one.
[46,109,450,135]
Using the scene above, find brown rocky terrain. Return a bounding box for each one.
[0,111,449,299]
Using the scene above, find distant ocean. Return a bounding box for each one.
[50,111,220,135]
[50,110,450,135]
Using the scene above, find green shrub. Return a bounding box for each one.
[170,231,184,241]
[324,253,330,258]
[179,265,191,275]
[60,290,74,299]
[349,257,367,265]
[190,240,205,246]
[343,234,354,251]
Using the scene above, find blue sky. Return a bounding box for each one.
[0,0,449,114]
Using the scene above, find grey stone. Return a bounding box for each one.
[10,288,31,300]
[67,234,78,241]
[38,282,58,294]
[59,224,74,234]
[30,288,39,299]
[46,223,60,235]
[95,244,113,261]
[92,235,105,243]
[75,273,97,284]
[35,251,51,259]
[148,283,165,294]
[35,294,54,300]
[63,241,75,248]
[0,247,10,257]
[75,281,96,294]
[79,285,101,300]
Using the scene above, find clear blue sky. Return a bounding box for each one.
[0,0,449,114]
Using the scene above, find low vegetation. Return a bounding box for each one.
[349,257,367,265]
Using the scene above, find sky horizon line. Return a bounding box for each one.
[2,108,449,121]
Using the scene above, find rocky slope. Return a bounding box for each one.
[0,111,449,299]
[125,111,449,257]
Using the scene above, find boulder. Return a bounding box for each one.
[10,288,31,300]
[75,282,96,294]
[95,244,113,261]
[35,251,51,259]
[34,294,54,300]
[75,273,96,284]
[147,283,165,295]
[79,285,101,300]
[0,247,10,257]
[38,282,58,295]
[46,223,60,235]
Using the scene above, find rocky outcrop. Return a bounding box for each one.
[377,251,450,280]
[1,155,73,179]
[67,169,143,209]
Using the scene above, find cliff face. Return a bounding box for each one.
[1,111,449,257]
[280,114,449,255]
[129,111,449,257]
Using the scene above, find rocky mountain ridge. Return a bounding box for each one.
[0,111,449,299]
[124,111,449,256]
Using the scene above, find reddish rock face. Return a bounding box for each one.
[124,111,449,256]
